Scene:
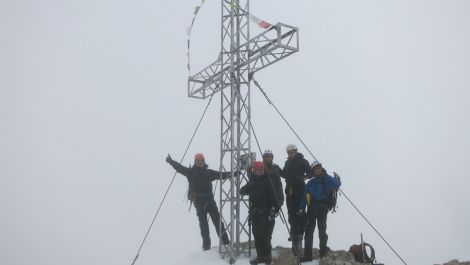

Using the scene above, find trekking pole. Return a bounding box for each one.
[361,233,365,263]
[279,210,286,224]
[337,179,408,265]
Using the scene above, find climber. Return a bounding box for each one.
[241,161,279,265]
[299,161,341,261]
[166,153,230,250]
[282,144,311,256]
[261,149,284,250]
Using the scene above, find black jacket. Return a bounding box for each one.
[282,152,312,187]
[265,164,284,207]
[168,159,230,195]
[241,174,279,215]
[246,164,284,208]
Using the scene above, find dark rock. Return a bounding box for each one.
[435,260,470,265]
[269,246,364,265]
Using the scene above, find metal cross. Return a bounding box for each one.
[188,1,299,263]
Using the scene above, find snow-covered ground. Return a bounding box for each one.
[173,247,320,265]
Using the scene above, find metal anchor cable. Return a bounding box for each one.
[130,94,215,265]
[250,76,408,265]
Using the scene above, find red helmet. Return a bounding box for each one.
[253,161,264,170]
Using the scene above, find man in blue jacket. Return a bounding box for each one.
[299,161,341,261]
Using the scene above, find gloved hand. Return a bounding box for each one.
[246,165,254,179]
[268,207,279,221]
[296,209,305,216]
[166,154,173,164]
[333,172,341,180]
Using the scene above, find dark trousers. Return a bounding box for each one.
[286,184,305,240]
[267,217,275,250]
[252,213,273,259]
[303,206,329,258]
[194,196,229,248]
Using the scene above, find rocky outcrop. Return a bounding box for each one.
[271,246,365,265]
[319,249,365,265]
[434,260,470,265]
[267,245,470,265]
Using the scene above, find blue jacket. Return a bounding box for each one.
[299,172,341,210]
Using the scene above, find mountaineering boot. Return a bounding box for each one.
[300,256,313,262]
[319,247,328,258]
[250,256,266,265]
[202,239,211,251]
[291,239,302,256]
[265,254,272,264]
[221,233,229,245]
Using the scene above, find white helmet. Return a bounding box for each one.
[286,144,297,152]
[311,160,322,168]
[263,149,273,157]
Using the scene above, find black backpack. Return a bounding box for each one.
[187,178,195,201]
[322,175,339,213]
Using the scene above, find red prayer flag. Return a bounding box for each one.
[258,20,271,29]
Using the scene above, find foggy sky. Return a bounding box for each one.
[1,1,469,265]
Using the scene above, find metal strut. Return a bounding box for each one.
[187,1,300,262]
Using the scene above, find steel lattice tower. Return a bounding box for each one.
[188,0,299,263]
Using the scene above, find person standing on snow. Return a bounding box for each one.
[261,150,284,250]
[166,153,230,250]
[241,161,280,265]
[299,161,341,261]
[282,144,312,256]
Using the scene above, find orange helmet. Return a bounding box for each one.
[194,153,205,161]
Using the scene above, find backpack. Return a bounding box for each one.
[348,242,376,263]
[271,165,284,207]
[187,178,195,201]
[322,175,339,212]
